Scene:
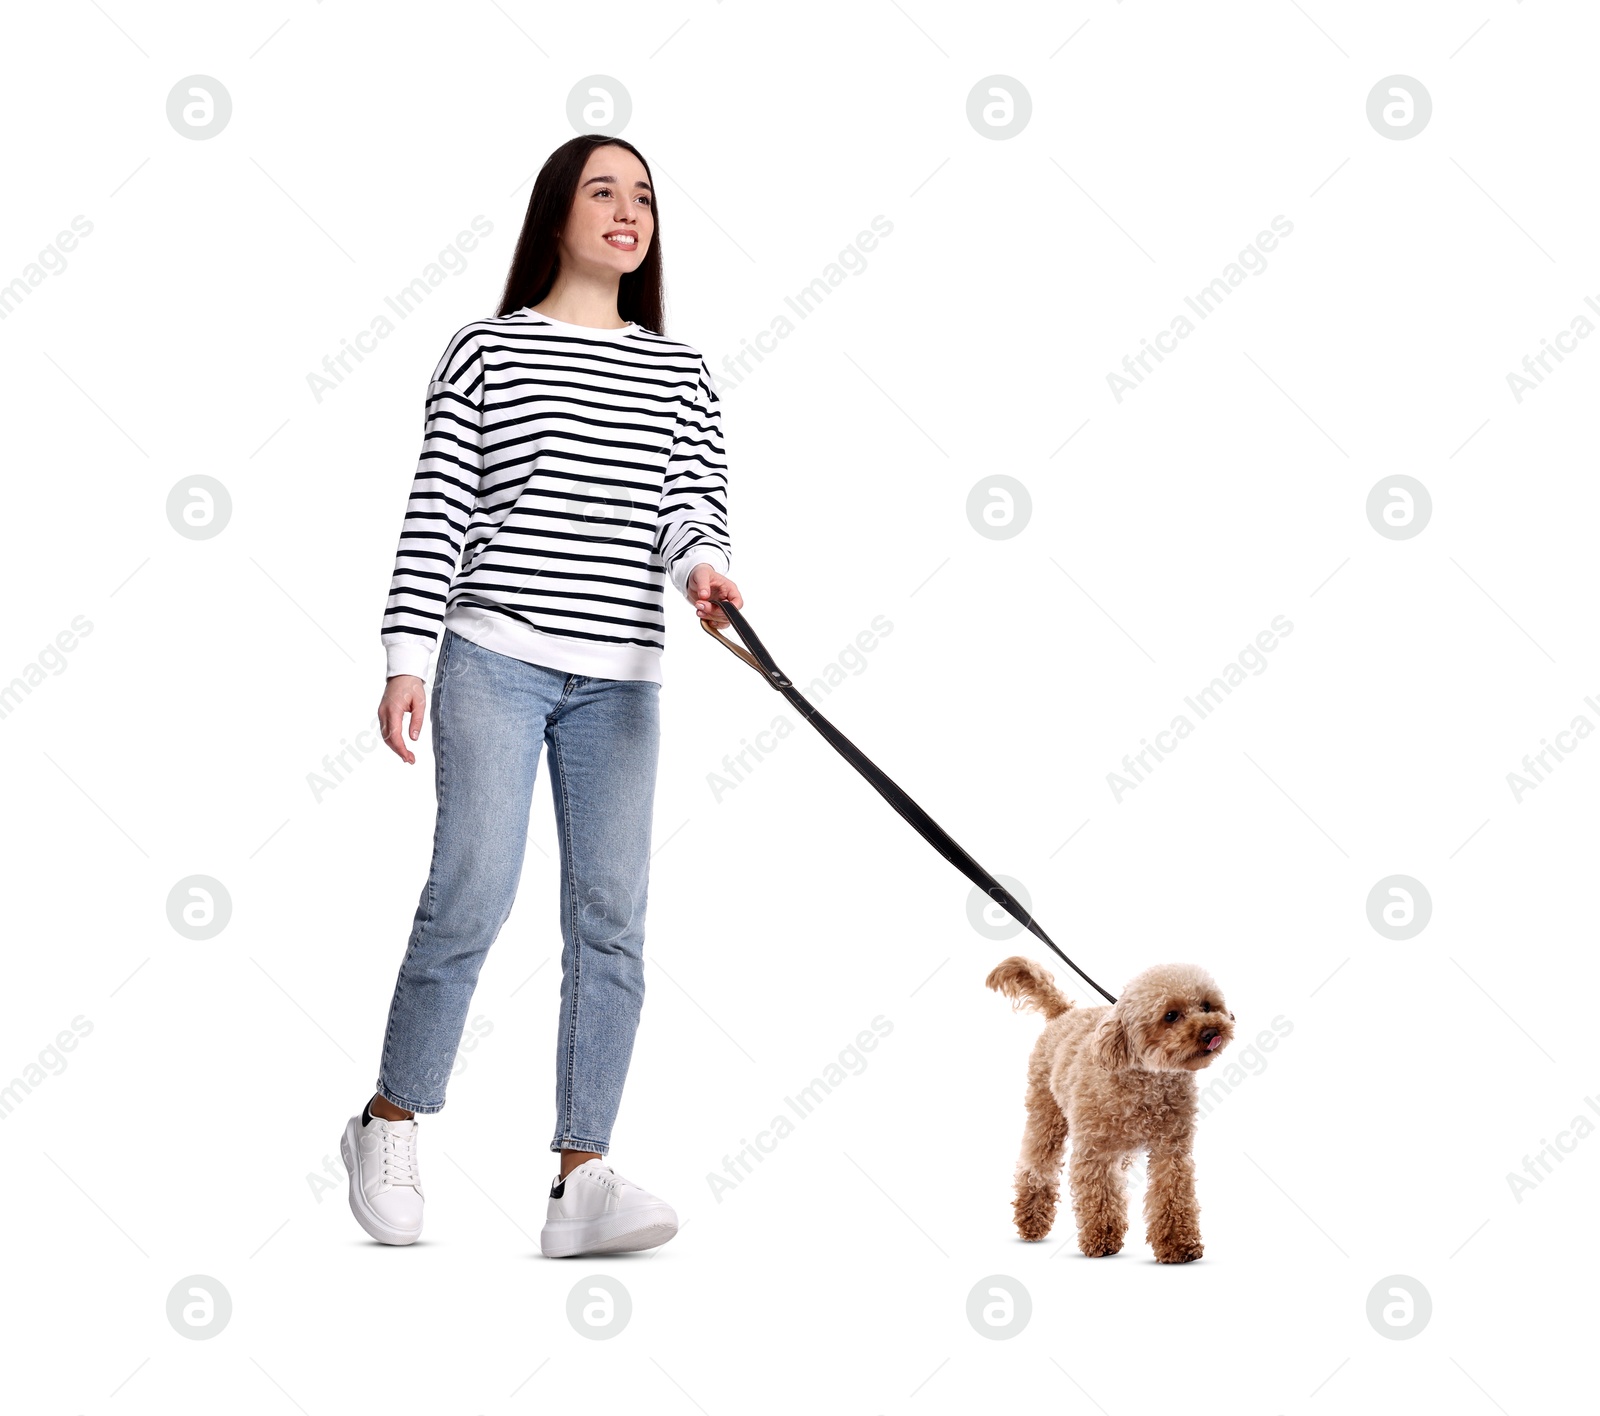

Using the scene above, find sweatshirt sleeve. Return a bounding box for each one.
[380,330,485,680]
[656,354,732,599]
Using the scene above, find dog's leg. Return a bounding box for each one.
[1012,1078,1068,1241]
[1068,1144,1127,1257]
[1145,1143,1203,1263]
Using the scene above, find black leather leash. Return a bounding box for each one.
[700,600,1117,1004]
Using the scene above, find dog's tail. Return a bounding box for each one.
[985,956,1073,1020]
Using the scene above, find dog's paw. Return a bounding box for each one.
[1077,1225,1126,1258]
[1153,1238,1204,1264]
[1013,1181,1059,1241]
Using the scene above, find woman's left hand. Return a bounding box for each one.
[685,564,742,628]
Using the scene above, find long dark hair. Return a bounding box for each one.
[495,135,666,335]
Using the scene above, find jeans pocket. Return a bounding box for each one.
[436,627,458,686]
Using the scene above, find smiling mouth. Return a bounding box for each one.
[604,232,638,249]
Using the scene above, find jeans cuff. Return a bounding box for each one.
[551,1135,610,1154]
[377,1081,444,1115]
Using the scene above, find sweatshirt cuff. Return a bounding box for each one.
[669,543,731,599]
[385,638,435,681]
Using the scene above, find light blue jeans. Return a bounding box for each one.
[377,628,660,1154]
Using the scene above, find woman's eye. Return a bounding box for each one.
[1164,1010,1180,1023]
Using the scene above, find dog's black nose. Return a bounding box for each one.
[1200,1026,1219,1043]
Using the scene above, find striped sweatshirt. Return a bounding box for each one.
[380,306,732,684]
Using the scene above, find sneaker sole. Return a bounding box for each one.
[340,1117,423,1246]
[540,1204,678,1259]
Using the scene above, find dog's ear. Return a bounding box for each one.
[1087,1010,1132,1071]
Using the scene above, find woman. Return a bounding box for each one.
[339,135,742,1259]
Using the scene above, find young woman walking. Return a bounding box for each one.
[339,135,741,1258]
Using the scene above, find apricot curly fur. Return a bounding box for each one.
[985,958,1235,1263]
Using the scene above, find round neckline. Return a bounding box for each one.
[519,306,636,335]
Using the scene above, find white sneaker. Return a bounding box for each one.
[339,1103,424,1245]
[540,1159,678,1258]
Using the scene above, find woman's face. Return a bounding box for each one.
[560,145,654,276]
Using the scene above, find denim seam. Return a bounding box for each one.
[550,683,584,1148]
[379,629,452,1110]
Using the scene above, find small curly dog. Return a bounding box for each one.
[985,957,1234,1263]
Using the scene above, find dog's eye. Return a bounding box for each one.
[1200,1001,1212,1013]
[1163,1010,1180,1023]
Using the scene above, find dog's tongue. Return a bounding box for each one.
[1205,1035,1223,1051]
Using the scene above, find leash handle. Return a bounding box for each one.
[699,598,1118,1004]
[699,602,783,682]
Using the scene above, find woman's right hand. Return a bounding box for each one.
[380,674,426,764]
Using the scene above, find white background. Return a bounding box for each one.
[2,1,1593,1411]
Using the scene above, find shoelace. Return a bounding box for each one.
[597,1165,648,1196]
[379,1123,420,1189]
[570,1164,634,1196]
[571,1165,616,1192]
